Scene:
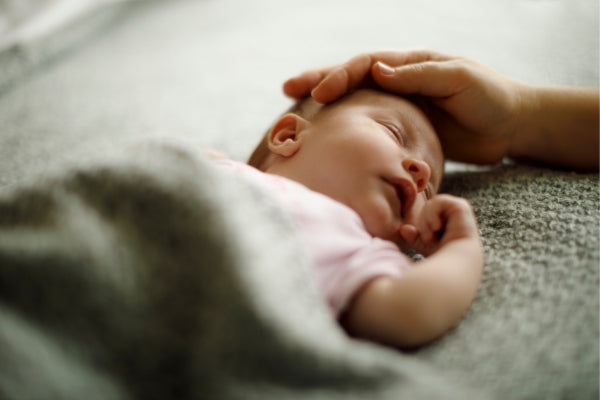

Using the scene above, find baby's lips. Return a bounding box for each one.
[392,178,417,219]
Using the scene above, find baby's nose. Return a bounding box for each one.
[402,158,431,192]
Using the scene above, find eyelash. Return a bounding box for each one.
[380,121,404,145]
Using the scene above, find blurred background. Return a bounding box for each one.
[0,0,598,180]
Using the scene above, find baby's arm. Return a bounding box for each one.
[341,195,484,349]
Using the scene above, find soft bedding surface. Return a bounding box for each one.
[0,143,596,399]
[0,0,598,399]
[0,144,484,399]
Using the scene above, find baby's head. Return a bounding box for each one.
[249,89,444,244]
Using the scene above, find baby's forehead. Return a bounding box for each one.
[346,89,416,111]
[332,91,427,129]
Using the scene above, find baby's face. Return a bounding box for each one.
[293,89,443,243]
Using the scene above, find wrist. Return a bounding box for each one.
[430,234,484,271]
[507,85,599,170]
[447,236,484,263]
[507,83,540,161]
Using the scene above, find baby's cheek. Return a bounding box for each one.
[363,194,396,239]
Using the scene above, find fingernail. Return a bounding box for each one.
[377,61,395,76]
[311,77,329,103]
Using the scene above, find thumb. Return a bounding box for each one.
[372,61,462,98]
[399,224,419,246]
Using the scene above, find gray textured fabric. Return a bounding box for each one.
[421,165,599,399]
[0,144,483,399]
[0,0,598,398]
[0,144,596,400]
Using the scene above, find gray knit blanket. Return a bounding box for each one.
[0,143,597,399]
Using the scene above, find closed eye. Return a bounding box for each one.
[378,120,405,146]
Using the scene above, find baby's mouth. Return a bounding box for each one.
[385,177,417,220]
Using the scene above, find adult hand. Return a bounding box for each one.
[284,49,599,170]
[283,49,523,165]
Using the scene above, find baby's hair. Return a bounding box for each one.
[248,97,322,170]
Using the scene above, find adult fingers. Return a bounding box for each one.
[310,50,455,103]
[282,58,357,99]
[310,54,373,103]
[283,49,454,102]
[283,54,372,100]
[283,69,328,99]
[372,59,470,98]
[367,48,454,66]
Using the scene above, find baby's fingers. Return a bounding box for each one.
[399,223,440,257]
[419,206,444,243]
[399,224,420,247]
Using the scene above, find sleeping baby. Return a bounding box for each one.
[214,89,484,349]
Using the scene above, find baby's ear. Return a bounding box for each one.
[267,113,309,157]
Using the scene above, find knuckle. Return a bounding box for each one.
[349,53,372,66]
[439,194,473,211]
[408,62,427,74]
[447,59,471,77]
[345,54,373,86]
[455,197,473,210]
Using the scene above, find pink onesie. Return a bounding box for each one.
[217,159,412,317]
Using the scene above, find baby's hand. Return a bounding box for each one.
[399,194,480,256]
